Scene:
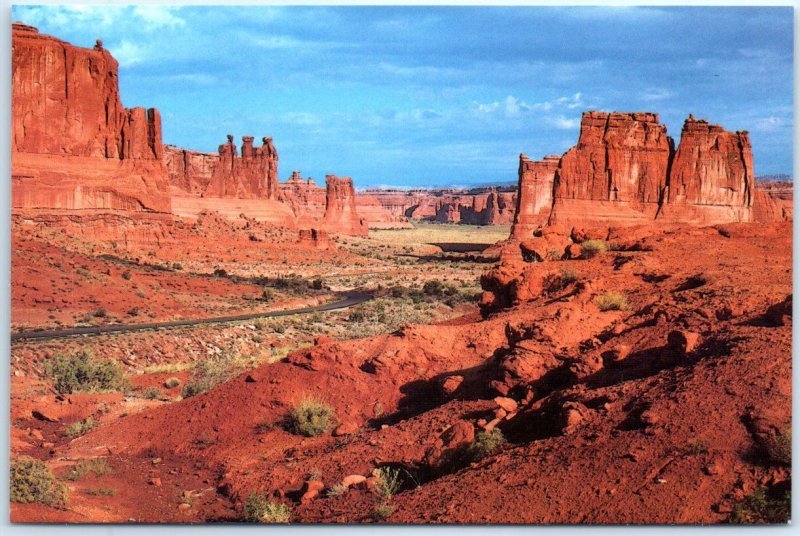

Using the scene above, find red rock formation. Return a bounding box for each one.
[11,23,170,212]
[549,111,673,226]
[163,145,217,195]
[753,190,793,223]
[432,189,517,225]
[659,115,753,224]
[355,195,413,229]
[322,175,368,236]
[204,135,279,199]
[511,154,560,239]
[297,228,333,250]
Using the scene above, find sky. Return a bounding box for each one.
[11,5,794,188]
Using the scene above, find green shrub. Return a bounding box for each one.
[64,417,98,437]
[467,429,507,461]
[372,502,395,521]
[243,493,292,523]
[45,351,127,394]
[422,280,445,296]
[764,428,791,466]
[289,397,337,437]
[87,488,116,496]
[730,487,790,524]
[326,482,348,498]
[164,377,181,389]
[374,467,402,501]
[63,457,111,481]
[10,457,67,507]
[182,355,241,398]
[595,291,628,311]
[581,239,608,258]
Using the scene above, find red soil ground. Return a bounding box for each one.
[10,221,791,524]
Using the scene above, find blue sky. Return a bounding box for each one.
[12,5,794,188]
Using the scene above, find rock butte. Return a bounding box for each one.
[12,24,369,237]
[12,23,171,213]
[512,111,789,238]
[11,24,791,238]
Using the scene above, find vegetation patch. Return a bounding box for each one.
[467,429,507,461]
[581,239,608,258]
[63,458,112,481]
[64,417,98,437]
[10,457,68,507]
[595,291,629,311]
[288,397,338,437]
[45,350,128,394]
[243,493,292,523]
[730,487,790,524]
[762,427,791,466]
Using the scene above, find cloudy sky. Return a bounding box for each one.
[12,5,793,188]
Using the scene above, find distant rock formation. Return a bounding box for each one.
[322,175,368,237]
[659,115,753,224]
[548,111,673,227]
[204,135,279,199]
[433,189,517,225]
[11,23,171,212]
[163,145,217,195]
[511,110,783,239]
[511,155,560,239]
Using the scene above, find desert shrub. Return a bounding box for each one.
[87,488,116,496]
[243,493,292,523]
[311,278,324,290]
[763,428,791,466]
[467,429,507,461]
[288,397,337,437]
[326,482,348,498]
[64,417,98,437]
[182,355,242,398]
[595,291,628,311]
[10,457,67,507]
[422,279,445,296]
[45,351,127,394]
[213,268,228,278]
[260,289,275,302]
[545,248,563,261]
[375,467,402,501]
[121,270,132,280]
[581,239,608,258]
[143,387,163,400]
[372,502,395,521]
[544,269,580,294]
[93,308,108,318]
[730,487,791,524]
[63,457,111,481]
[164,377,181,389]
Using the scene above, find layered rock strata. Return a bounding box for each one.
[11,23,170,212]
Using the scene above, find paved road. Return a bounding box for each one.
[11,291,372,343]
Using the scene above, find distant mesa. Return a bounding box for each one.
[10,23,790,236]
[11,22,171,212]
[511,110,790,238]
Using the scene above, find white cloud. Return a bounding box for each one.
[754,116,790,132]
[551,116,581,130]
[111,40,145,67]
[642,88,674,102]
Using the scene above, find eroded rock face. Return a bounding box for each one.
[660,116,753,224]
[511,154,560,239]
[322,175,369,236]
[511,111,784,232]
[163,146,218,195]
[11,23,171,213]
[549,111,673,226]
[204,135,279,199]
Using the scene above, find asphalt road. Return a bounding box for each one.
[10,291,372,343]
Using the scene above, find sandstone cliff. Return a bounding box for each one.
[659,115,753,224]
[548,111,673,227]
[163,145,218,195]
[11,23,171,213]
[511,111,780,238]
[511,154,560,238]
[322,175,368,236]
[204,135,279,199]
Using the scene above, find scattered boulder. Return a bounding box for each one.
[765,295,792,327]
[424,421,475,473]
[667,330,700,356]
[300,479,325,504]
[440,375,464,397]
[494,396,518,413]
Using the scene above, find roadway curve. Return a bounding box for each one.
[11,291,373,343]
